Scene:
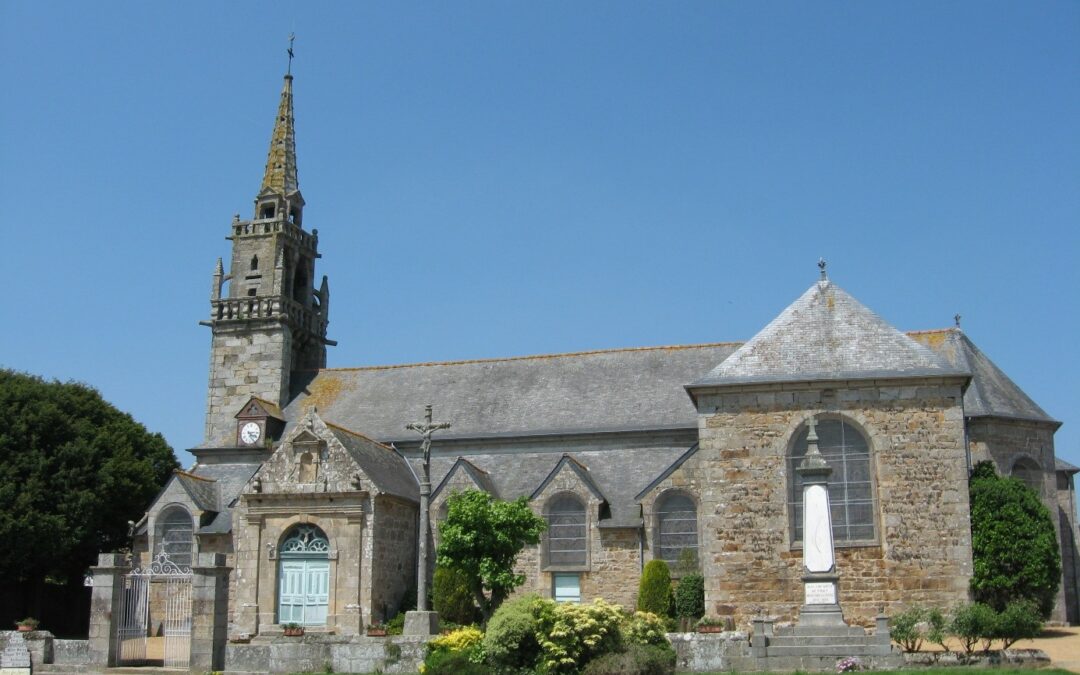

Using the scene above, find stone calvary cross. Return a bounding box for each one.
[404,404,451,635]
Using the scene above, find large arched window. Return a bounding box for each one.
[278,524,330,626]
[545,494,587,567]
[1012,457,1043,494]
[656,492,698,567]
[789,418,875,544]
[155,506,194,568]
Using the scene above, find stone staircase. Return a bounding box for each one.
[749,616,904,671]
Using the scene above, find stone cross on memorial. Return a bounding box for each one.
[796,416,847,627]
[403,404,450,636]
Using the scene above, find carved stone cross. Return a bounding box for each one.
[406,404,450,617]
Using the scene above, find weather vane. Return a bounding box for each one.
[287,33,295,75]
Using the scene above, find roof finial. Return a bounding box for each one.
[287,33,295,76]
[818,257,827,281]
[954,313,962,328]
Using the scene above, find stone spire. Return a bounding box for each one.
[260,72,299,197]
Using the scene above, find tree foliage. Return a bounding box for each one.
[637,559,673,616]
[0,370,177,584]
[435,490,547,624]
[674,573,705,623]
[969,461,1060,618]
[432,564,480,625]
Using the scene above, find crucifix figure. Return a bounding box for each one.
[406,404,451,616]
[287,33,295,75]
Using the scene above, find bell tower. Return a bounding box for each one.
[201,53,333,447]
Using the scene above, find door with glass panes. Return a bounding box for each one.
[277,525,330,625]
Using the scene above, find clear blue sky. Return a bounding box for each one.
[2,2,1077,471]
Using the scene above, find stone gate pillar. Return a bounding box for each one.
[87,553,131,667]
[190,553,231,672]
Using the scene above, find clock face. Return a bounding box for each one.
[240,422,262,445]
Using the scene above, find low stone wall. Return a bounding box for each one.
[902,648,1051,669]
[224,634,426,673]
[51,639,89,665]
[669,631,751,672]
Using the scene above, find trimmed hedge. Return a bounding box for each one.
[637,559,673,616]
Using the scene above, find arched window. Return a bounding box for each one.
[656,492,698,567]
[545,494,587,567]
[156,506,193,568]
[1012,457,1043,494]
[789,418,875,544]
[250,255,259,271]
[278,524,330,626]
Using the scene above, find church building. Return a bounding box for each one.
[107,65,1077,668]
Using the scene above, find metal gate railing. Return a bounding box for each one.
[116,551,192,668]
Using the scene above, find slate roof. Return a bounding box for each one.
[910,329,1059,425]
[325,423,420,502]
[692,281,968,389]
[190,463,260,533]
[1056,458,1079,474]
[420,445,689,527]
[432,458,498,499]
[283,343,739,443]
[175,470,219,511]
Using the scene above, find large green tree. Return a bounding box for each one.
[436,489,547,624]
[969,460,1060,619]
[0,370,177,585]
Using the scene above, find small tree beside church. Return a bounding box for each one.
[969,461,1060,619]
[436,490,547,624]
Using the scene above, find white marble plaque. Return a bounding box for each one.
[803,483,835,573]
[804,581,836,605]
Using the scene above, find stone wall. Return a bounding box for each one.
[691,380,972,628]
[205,326,292,445]
[370,496,419,623]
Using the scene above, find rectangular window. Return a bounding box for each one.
[553,573,581,603]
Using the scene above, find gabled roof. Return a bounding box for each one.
[235,396,285,421]
[691,280,968,389]
[282,343,738,444]
[530,454,607,502]
[324,423,419,502]
[431,457,498,500]
[635,444,700,501]
[910,329,1059,426]
[174,470,218,511]
[1056,458,1079,475]
[189,463,260,533]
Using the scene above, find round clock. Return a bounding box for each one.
[240,422,262,445]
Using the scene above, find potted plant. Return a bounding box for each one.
[696,616,727,634]
[366,622,388,637]
[15,617,40,632]
[282,622,304,637]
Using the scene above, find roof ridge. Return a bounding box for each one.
[324,420,397,453]
[303,341,743,373]
[905,327,960,336]
[175,468,216,482]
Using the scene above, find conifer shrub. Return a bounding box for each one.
[637,559,673,616]
[432,565,480,625]
[674,573,705,628]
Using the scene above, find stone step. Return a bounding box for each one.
[772,625,870,638]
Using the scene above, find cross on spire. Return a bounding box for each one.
[818,258,828,281]
[287,33,295,75]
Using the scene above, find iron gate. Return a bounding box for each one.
[115,551,192,667]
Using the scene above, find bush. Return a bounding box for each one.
[385,612,405,635]
[582,643,676,675]
[622,611,670,647]
[538,599,625,673]
[637,560,673,616]
[890,605,927,652]
[674,573,704,628]
[949,602,998,655]
[483,594,548,671]
[995,599,1044,649]
[969,461,1061,619]
[424,626,485,675]
[926,606,948,651]
[433,565,480,625]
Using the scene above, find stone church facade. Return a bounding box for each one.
[96,67,1077,667]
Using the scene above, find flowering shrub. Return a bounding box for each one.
[836,656,863,672]
[538,599,625,673]
[622,611,669,647]
[423,626,486,673]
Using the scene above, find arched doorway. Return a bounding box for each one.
[277,524,330,626]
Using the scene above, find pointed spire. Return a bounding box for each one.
[260,53,299,197]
